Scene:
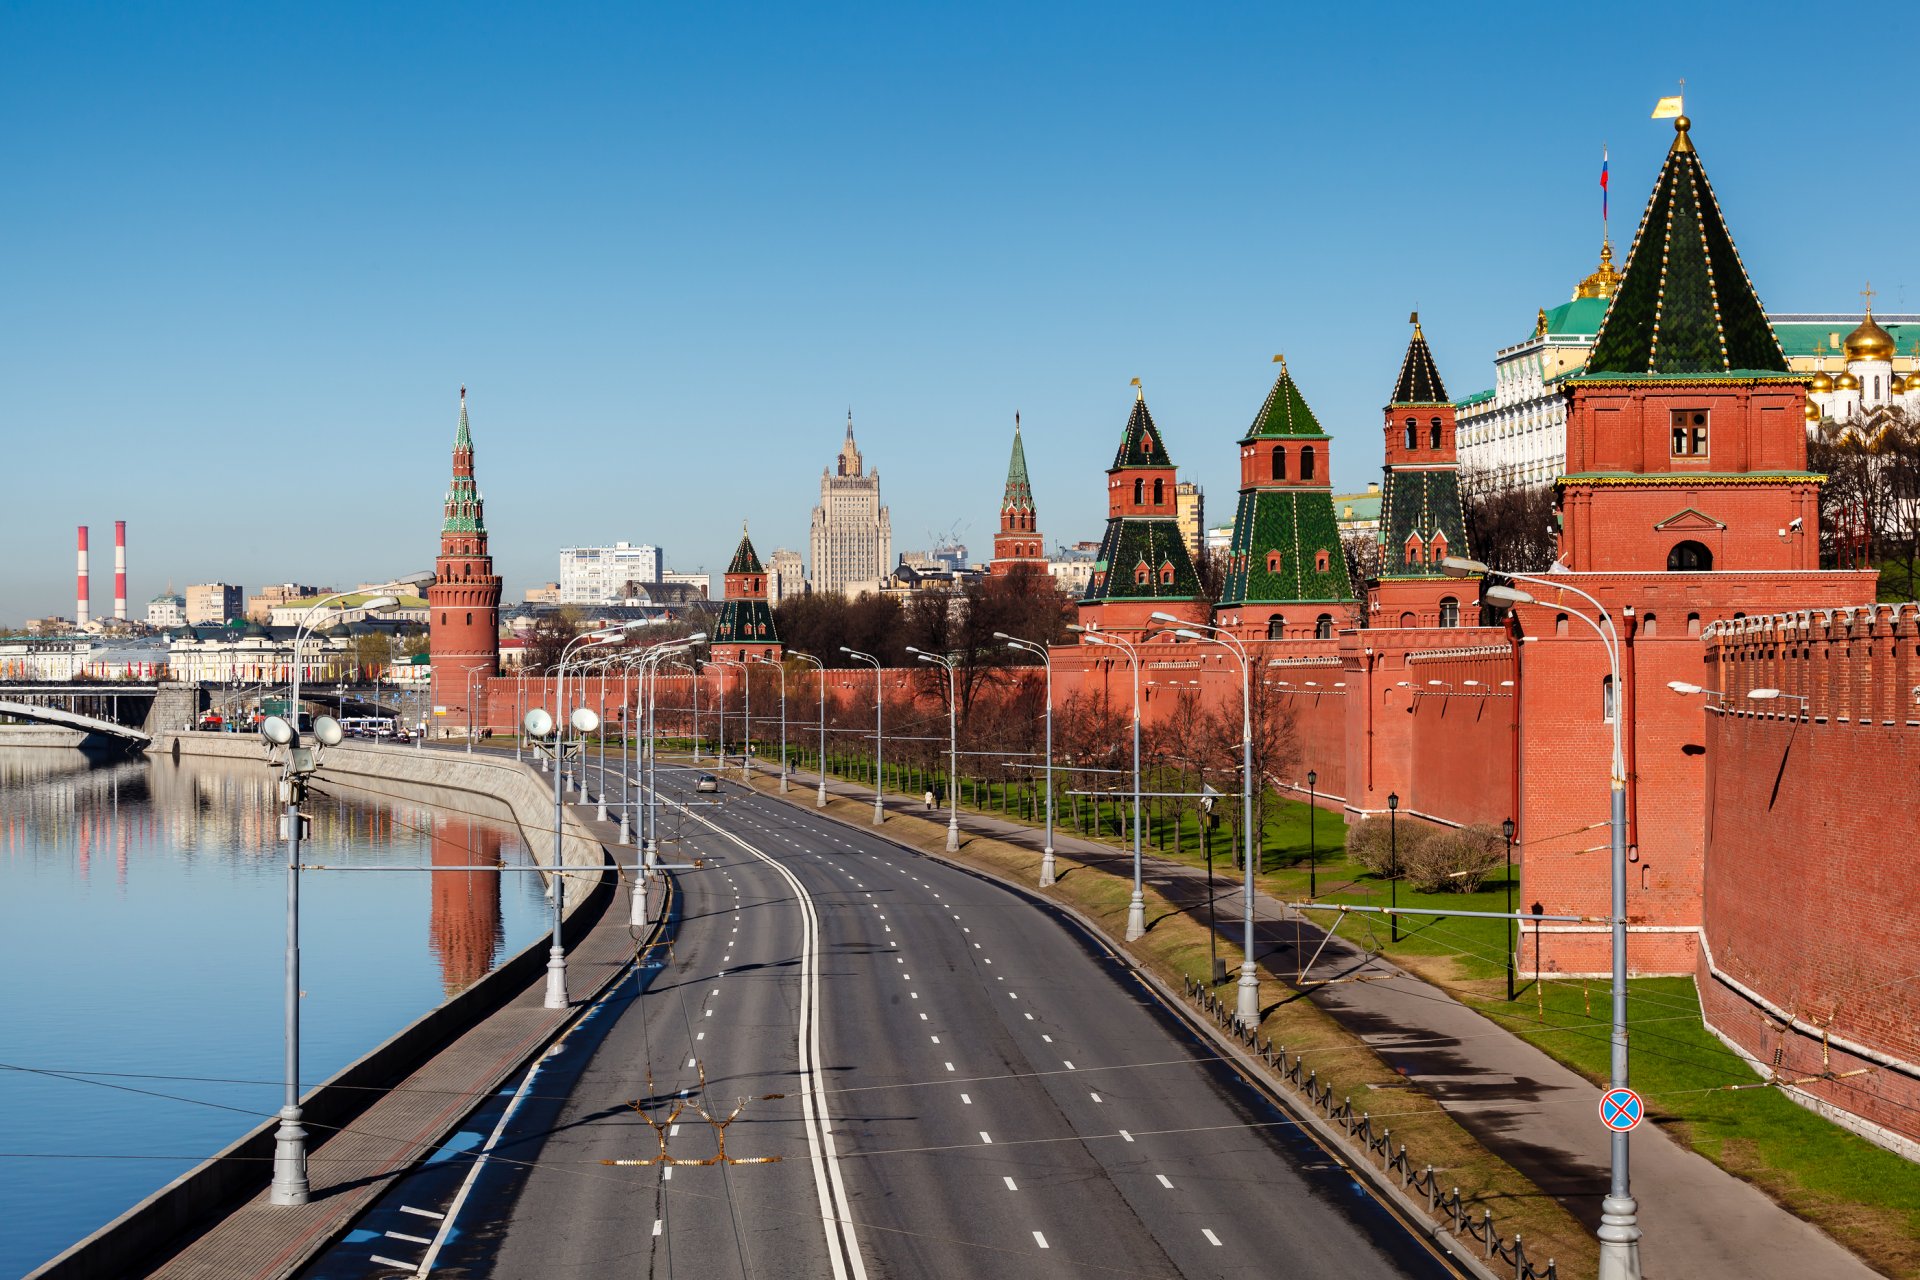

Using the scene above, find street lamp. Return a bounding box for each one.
[1160,612,1261,1026]
[907,647,962,852]
[1068,624,1146,941]
[995,631,1055,886]
[751,654,789,792]
[1306,769,1318,900]
[1442,553,1640,1280]
[465,665,486,754]
[708,657,749,781]
[789,651,830,808]
[840,647,885,825]
[1504,816,1517,1001]
[1387,791,1400,943]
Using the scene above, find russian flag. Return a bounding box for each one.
[1600,147,1609,222]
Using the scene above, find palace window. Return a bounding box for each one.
[1133,478,1145,505]
[1439,597,1459,627]
[1671,409,1710,456]
[1267,614,1287,640]
[1404,419,1417,450]
[1667,540,1713,571]
[1272,448,1286,480]
[1315,613,1334,639]
[1301,445,1316,480]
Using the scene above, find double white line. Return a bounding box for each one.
[682,801,868,1280]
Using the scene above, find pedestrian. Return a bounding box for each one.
[924,789,935,811]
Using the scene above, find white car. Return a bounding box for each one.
[695,774,720,793]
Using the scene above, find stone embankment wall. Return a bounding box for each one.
[1697,605,1920,1159]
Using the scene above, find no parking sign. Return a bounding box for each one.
[1600,1086,1645,1132]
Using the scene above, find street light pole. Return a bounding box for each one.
[1307,769,1318,901]
[907,647,961,852]
[1443,554,1640,1280]
[708,657,747,779]
[1388,791,1399,943]
[790,651,829,807]
[1164,615,1261,1025]
[996,632,1055,886]
[1504,815,1517,1002]
[840,647,885,825]
[752,654,788,792]
[1070,625,1145,941]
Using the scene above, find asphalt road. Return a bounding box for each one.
[310,758,1463,1279]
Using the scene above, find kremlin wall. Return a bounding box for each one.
[426,115,1920,1160]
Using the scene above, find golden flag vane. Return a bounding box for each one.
[1130,376,1143,401]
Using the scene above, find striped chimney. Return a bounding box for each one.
[76,525,91,628]
[114,521,127,621]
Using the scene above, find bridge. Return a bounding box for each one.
[0,696,152,747]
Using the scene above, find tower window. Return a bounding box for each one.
[1272,447,1286,480]
[1315,549,1330,573]
[1135,563,1150,586]
[1133,478,1145,505]
[1404,419,1417,450]
[1267,614,1286,640]
[1159,561,1175,585]
[1315,613,1333,639]
[1153,478,1165,506]
[1404,536,1423,565]
[1266,551,1282,573]
[1429,419,1442,449]
[1300,445,1315,480]
[1671,410,1709,456]
[1439,596,1459,627]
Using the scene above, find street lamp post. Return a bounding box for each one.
[995,632,1055,886]
[1442,554,1640,1280]
[708,657,748,779]
[1307,769,1318,901]
[789,652,829,807]
[752,654,789,792]
[465,665,485,754]
[907,647,962,852]
[1388,791,1399,943]
[1068,625,1145,941]
[840,647,885,825]
[1162,613,1262,1025]
[1504,816,1517,1002]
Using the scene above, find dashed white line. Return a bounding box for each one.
[1033,1232,1050,1249]
[385,1230,432,1244]
[1202,1228,1223,1246]
[1156,1174,1174,1189]
[979,1131,993,1144]
[399,1205,444,1220]
[1063,1060,1075,1070]
[1119,1129,1135,1142]
[1090,1092,1102,1102]
[652,1218,664,1236]
[1002,1176,1018,1190]
[960,1093,971,1104]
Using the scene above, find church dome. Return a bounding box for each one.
[1835,370,1861,391]
[1804,400,1822,422]
[1573,240,1624,300]
[1894,374,1909,396]
[1809,370,1834,393]
[1845,312,1896,364]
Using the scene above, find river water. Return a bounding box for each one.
[0,747,552,1276]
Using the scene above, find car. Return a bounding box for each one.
[695,773,720,793]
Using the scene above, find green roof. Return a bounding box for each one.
[1334,493,1382,523]
[1082,518,1205,603]
[1243,360,1328,439]
[1001,420,1034,511]
[1390,321,1450,405]
[1110,395,1176,470]
[726,529,764,575]
[1773,319,1920,359]
[713,598,778,645]
[1379,468,1470,577]
[1587,119,1787,376]
[1218,489,1354,606]
[1456,387,1495,409]
[1543,296,1610,337]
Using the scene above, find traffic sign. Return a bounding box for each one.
[1599,1086,1644,1132]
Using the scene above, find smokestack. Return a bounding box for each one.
[114,521,127,622]
[76,526,90,628]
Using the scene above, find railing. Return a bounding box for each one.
[1182,974,1556,1280]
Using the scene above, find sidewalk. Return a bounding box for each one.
[773,762,1877,1280]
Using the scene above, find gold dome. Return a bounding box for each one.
[1895,374,1910,396]
[1845,311,1896,363]
[1836,370,1861,391]
[1805,400,1822,422]
[1809,370,1834,393]
[1574,240,1624,300]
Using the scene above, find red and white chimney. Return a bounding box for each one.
[114,521,127,622]
[76,525,91,628]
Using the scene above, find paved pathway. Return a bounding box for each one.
[769,762,1878,1280]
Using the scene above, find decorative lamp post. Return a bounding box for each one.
[789,651,829,808]
[751,654,789,792]
[840,647,885,825]
[995,631,1055,886]
[1387,791,1399,943]
[1307,769,1318,901]
[1068,625,1146,941]
[1504,815,1517,1002]
[907,647,962,852]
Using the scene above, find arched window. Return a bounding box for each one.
[1315,549,1330,573]
[1159,561,1175,585]
[1687,612,1701,637]
[1153,478,1165,506]
[1399,611,1416,627]
[1266,551,1282,574]
[465,612,472,625]
[1404,536,1423,566]
[1602,675,1617,723]
[1439,597,1459,627]
[1135,564,1150,586]
[1430,419,1443,449]
[1133,477,1145,505]
[1267,614,1287,639]
[1555,613,1569,636]
[1641,613,1658,637]
[1315,614,1333,639]
[1272,448,1286,480]
[1667,540,1713,571]
[1300,446,1316,480]
[1404,419,1417,449]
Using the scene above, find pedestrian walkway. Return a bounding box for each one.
[774,762,1877,1280]
[138,795,649,1280]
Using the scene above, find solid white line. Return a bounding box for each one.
[1157,1174,1174,1189]
[1202,1228,1223,1246]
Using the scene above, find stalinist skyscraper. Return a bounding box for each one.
[809,414,891,596]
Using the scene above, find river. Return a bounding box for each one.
[0,746,552,1276]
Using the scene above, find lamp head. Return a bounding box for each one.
[916,654,937,665]
[570,707,601,733]
[1427,679,1445,687]
[1503,818,1515,840]
[1306,769,1316,786]
[361,595,399,613]
[1066,624,1087,634]
[397,571,437,588]
[839,645,854,654]
[1483,584,1535,608]
[686,631,707,644]
[312,715,344,747]
[1667,681,1704,695]
[991,631,1012,640]
[1174,628,1204,641]
[523,708,554,738]
[1388,792,1399,810]
[904,645,925,656]
[261,715,295,746]
[1439,556,1488,578]
[1746,688,1782,701]
[1149,610,1180,623]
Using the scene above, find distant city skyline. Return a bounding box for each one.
[4,3,1918,618]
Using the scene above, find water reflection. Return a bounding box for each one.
[0,747,550,1275]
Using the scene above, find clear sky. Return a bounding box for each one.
[2,2,1913,619]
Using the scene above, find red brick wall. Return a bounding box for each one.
[1697,604,1920,1153]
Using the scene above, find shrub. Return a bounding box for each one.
[1346,817,1502,893]
[1346,815,1434,881]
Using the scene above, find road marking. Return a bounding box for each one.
[705,1009,714,1017]
[1033,1232,1050,1249]
[386,1230,432,1244]
[1063,1060,1075,1070]
[370,1257,414,1270]
[979,1131,993,1144]
[1041,1035,1052,1043]
[1024,1013,1034,1020]
[1003,1176,1018,1190]
[1009,992,1018,999]
[1202,1229,1223,1246]
[696,1032,705,1040]
[399,1205,444,1220]
[688,1057,696,1067]
[910,992,918,999]
[670,1124,680,1136]
[903,974,911,980]
[652,1219,663,1236]
[664,1166,673,1180]
[1090,1092,1102,1102]
[931,1035,940,1044]
[1157,1174,1174,1189]
[1120,1130,1134,1142]
[960,1093,971,1104]
[945,1062,955,1071]
[919,1013,928,1020]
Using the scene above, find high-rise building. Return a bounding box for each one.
[184,583,244,626]
[559,542,664,604]
[809,414,891,596]
[1174,481,1205,562]
[767,549,806,604]
[427,389,503,728]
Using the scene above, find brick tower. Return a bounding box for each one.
[1374,316,1474,629]
[1078,386,1209,635]
[990,413,1046,575]
[1216,356,1355,641]
[711,524,781,664]
[428,388,503,730]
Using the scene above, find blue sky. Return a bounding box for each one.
[2,2,1913,618]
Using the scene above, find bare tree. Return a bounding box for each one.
[1459,468,1558,573]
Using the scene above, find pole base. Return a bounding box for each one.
[630,879,652,929]
[872,797,884,825]
[945,818,959,852]
[1039,849,1056,888]
[1597,1193,1642,1280]
[816,783,828,808]
[1236,964,1261,1025]
[544,949,569,1009]
[595,801,607,821]
[617,815,630,844]
[268,1107,310,1206]
[1125,894,1146,942]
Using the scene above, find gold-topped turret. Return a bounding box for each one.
[1574,239,1624,300]
[1844,289,1895,364]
